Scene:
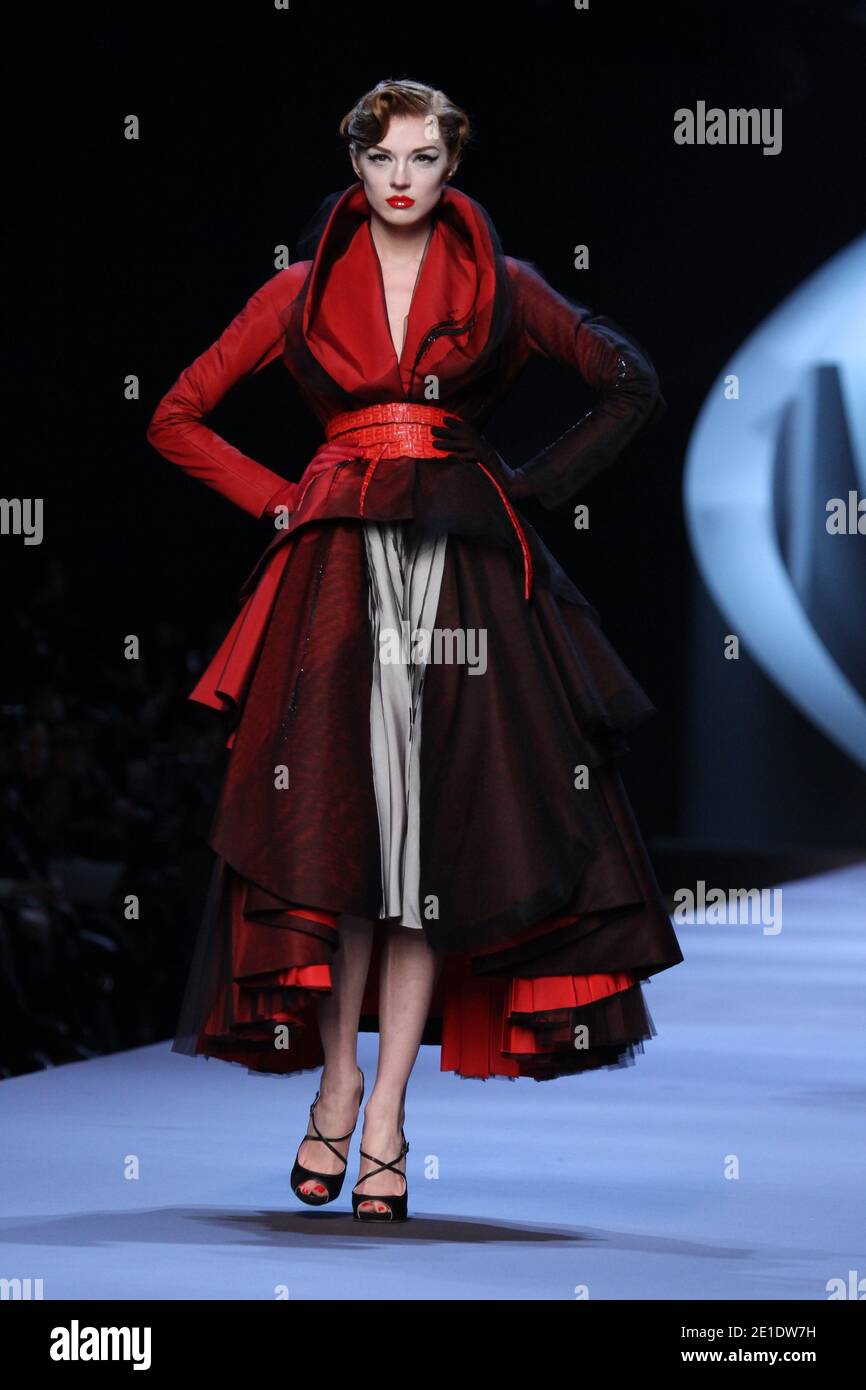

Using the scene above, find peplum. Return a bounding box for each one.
[147,180,683,1081]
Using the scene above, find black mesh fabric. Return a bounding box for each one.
[146,179,683,1083]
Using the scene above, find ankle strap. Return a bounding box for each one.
[354,1136,409,1187]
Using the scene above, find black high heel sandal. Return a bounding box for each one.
[291,1067,365,1207]
[351,1129,410,1222]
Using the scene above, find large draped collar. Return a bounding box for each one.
[292,180,511,400]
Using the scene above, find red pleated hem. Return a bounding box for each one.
[183,874,657,1082]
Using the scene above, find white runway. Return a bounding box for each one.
[1,864,863,1301]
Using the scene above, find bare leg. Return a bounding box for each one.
[295,915,374,1197]
[353,923,444,1214]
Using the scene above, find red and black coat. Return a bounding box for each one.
[146,180,683,1082]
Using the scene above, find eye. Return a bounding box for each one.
[366,151,439,164]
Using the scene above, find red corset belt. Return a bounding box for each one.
[309,402,534,600]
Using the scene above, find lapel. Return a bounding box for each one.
[300,181,500,399]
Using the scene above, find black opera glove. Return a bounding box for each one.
[500,338,668,512]
[429,415,526,499]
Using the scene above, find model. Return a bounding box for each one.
[146,78,684,1222]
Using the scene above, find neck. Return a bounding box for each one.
[368,208,437,266]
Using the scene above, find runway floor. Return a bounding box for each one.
[1,864,864,1300]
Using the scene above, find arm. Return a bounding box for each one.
[146,266,306,519]
[505,258,666,511]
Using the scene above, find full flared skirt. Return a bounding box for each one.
[173,515,683,1081]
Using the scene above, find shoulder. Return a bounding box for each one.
[504,255,530,291]
[503,255,574,308]
[248,261,312,308]
[504,255,550,288]
[503,256,585,333]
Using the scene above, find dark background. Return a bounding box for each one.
[4,0,865,1075]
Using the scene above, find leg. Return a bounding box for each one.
[353,925,445,1214]
[353,521,448,1211]
[295,913,374,1197]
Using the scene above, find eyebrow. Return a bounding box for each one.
[368,144,440,154]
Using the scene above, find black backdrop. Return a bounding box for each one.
[3,0,865,1071]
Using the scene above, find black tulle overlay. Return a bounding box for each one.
[148,180,683,1083]
[171,517,681,1082]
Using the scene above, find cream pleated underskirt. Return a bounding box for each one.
[363,521,448,929]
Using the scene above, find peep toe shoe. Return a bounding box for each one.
[351,1129,410,1222]
[291,1067,365,1207]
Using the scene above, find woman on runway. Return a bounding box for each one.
[146,78,683,1222]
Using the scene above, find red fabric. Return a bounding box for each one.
[149,181,664,743]
[193,868,647,1081]
[185,395,539,736]
[322,402,534,598]
[151,180,681,1081]
[300,185,500,400]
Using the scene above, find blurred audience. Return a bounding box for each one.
[0,555,229,1078]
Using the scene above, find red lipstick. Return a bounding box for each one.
[386,196,415,208]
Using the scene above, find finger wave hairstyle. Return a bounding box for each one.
[339,78,473,170]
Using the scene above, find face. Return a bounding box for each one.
[351,113,456,228]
